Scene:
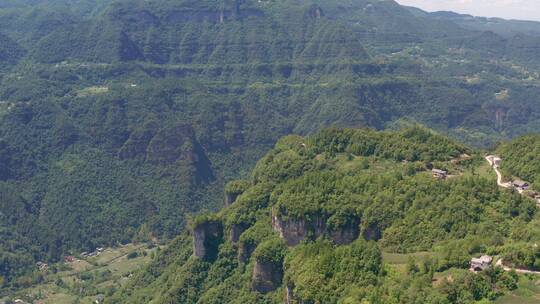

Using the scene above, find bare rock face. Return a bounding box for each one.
[193,221,223,261]
[238,241,256,264]
[285,284,294,304]
[224,192,239,207]
[272,213,361,246]
[272,215,326,247]
[229,224,248,243]
[285,284,307,304]
[328,218,361,245]
[251,260,283,293]
[306,5,324,19]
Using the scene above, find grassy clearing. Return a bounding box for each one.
[382,251,435,265]
[1,243,159,304]
[76,86,109,97]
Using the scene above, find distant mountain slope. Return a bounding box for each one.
[407,6,540,38]
[0,32,24,65]
[30,0,370,64]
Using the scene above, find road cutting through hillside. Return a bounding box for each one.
[485,155,540,205]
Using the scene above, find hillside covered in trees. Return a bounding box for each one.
[2,0,540,292]
[497,135,540,190]
[109,127,539,304]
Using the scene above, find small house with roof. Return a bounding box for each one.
[432,169,448,179]
[513,179,529,190]
[470,255,493,272]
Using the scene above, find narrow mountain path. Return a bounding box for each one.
[485,156,512,189]
[485,156,540,275]
[496,259,540,275]
[486,155,540,204]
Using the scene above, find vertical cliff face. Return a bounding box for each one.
[328,218,361,245]
[251,260,283,293]
[238,241,256,264]
[285,284,294,304]
[229,223,248,243]
[193,221,224,261]
[306,5,324,19]
[272,215,326,246]
[272,213,361,246]
[224,192,239,207]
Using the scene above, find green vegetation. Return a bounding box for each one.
[110,128,540,303]
[498,135,540,189]
[0,243,157,304]
[2,0,540,295]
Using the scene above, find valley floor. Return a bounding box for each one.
[1,243,161,304]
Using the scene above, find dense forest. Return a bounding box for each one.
[110,127,539,304]
[1,0,540,292]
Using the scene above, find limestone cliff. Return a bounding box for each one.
[272,213,361,246]
[193,220,223,261]
[251,260,283,293]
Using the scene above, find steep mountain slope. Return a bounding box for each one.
[2,0,540,290]
[497,135,540,190]
[0,33,24,66]
[111,127,539,304]
[409,7,540,38]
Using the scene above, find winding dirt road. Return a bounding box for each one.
[485,156,512,189]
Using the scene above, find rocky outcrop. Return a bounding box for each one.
[193,221,223,261]
[272,215,326,247]
[238,241,256,264]
[251,260,283,293]
[285,284,294,304]
[328,218,361,245]
[224,180,250,206]
[272,213,361,246]
[229,223,248,243]
[306,5,324,19]
[224,192,240,207]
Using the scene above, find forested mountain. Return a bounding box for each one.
[407,7,540,38]
[110,127,539,304]
[2,0,540,292]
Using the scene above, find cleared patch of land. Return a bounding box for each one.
[1,243,160,304]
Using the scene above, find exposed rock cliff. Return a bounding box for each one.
[271,215,326,247]
[238,241,256,264]
[328,218,361,245]
[229,223,249,243]
[272,213,361,246]
[306,5,324,19]
[193,220,224,261]
[251,260,283,293]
